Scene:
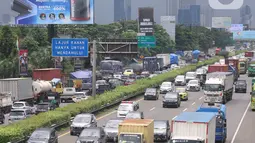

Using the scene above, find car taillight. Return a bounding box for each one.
[219,93,223,96]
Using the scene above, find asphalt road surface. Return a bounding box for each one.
[57,74,252,143]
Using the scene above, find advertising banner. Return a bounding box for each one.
[19,49,28,76]
[233,31,255,40]
[54,57,63,69]
[229,24,243,32]
[138,7,154,36]
[14,0,94,24]
[160,16,176,41]
[212,17,232,28]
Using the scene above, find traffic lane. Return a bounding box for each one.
[58,89,205,143]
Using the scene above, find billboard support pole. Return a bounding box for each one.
[92,40,97,98]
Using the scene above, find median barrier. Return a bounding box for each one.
[0,51,245,143]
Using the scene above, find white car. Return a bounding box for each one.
[185,72,196,83]
[186,79,200,91]
[12,101,35,113]
[117,101,139,118]
[72,92,88,103]
[160,82,173,94]
[175,75,186,86]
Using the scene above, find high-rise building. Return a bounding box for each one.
[178,9,190,25]
[190,5,200,26]
[179,0,197,9]
[114,0,131,22]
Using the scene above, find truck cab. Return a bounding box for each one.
[248,64,255,77]
[239,58,248,74]
[203,78,225,103]
[196,103,227,142]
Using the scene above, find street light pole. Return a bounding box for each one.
[92,40,97,98]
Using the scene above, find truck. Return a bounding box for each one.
[156,54,170,70]
[33,68,62,81]
[208,64,228,73]
[0,78,34,104]
[0,92,13,114]
[171,112,216,143]
[32,80,53,103]
[170,54,179,65]
[60,87,76,102]
[129,63,143,75]
[100,60,123,75]
[248,64,255,77]
[118,119,154,143]
[143,57,159,73]
[239,58,248,74]
[196,103,227,143]
[225,59,240,77]
[245,51,254,58]
[203,72,234,104]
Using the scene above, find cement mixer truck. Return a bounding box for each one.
[32,80,53,103]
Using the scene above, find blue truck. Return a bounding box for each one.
[196,103,227,143]
[228,65,238,81]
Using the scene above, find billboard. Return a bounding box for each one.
[19,49,28,76]
[212,17,232,28]
[14,0,94,24]
[233,31,255,40]
[229,24,243,32]
[138,7,154,36]
[160,16,176,41]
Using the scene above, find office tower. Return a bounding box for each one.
[178,9,190,25]
[179,0,197,9]
[240,5,252,28]
[190,5,200,26]
[114,0,131,22]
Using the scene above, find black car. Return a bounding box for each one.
[235,80,247,93]
[162,92,181,108]
[104,119,123,142]
[144,88,159,100]
[0,110,4,124]
[108,78,125,89]
[27,128,58,143]
[76,127,106,143]
[154,120,171,142]
[36,102,55,115]
[125,111,144,119]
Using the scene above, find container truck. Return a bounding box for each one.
[248,64,255,77]
[0,92,13,114]
[143,57,159,73]
[33,68,62,81]
[239,58,248,74]
[171,112,216,143]
[225,59,240,77]
[118,119,154,143]
[203,72,234,104]
[0,78,34,104]
[245,51,254,58]
[32,80,53,103]
[196,103,227,143]
[156,54,170,70]
[170,54,179,65]
[208,64,228,73]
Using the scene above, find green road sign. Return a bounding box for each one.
[137,36,156,48]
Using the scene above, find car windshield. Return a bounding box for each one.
[161,83,171,87]
[176,88,185,93]
[196,69,204,74]
[189,80,198,84]
[154,121,167,129]
[80,129,100,138]
[96,80,106,85]
[37,104,49,109]
[30,131,50,139]
[165,94,177,99]
[204,84,222,91]
[10,111,24,116]
[237,81,246,85]
[118,105,132,111]
[13,103,24,107]
[73,115,91,123]
[126,69,132,72]
[176,76,184,80]
[126,113,141,119]
[186,72,195,77]
[146,88,156,94]
[105,120,122,128]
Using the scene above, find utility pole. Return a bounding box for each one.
[92,40,97,98]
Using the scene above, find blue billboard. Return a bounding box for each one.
[52,38,89,57]
[15,0,94,24]
[233,31,255,40]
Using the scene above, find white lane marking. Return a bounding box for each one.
[150,107,155,111]
[183,108,187,112]
[231,102,251,143]
[199,96,203,100]
[192,102,196,105]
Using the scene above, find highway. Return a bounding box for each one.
[57,74,252,143]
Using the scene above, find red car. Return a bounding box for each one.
[124,79,135,86]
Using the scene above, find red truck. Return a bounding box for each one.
[33,68,62,81]
[215,48,222,55]
[208,64,228,73]
[245,51,254,57]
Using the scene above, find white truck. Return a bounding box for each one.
[156,54,170,70]
[60,87,76,103]
[203,72,234,104]
[171,112,216,143]
[0,78,34,104]
[0,92,13,114]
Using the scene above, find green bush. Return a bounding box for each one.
[0,52,243,142]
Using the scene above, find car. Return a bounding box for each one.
[160,82,173,94]
[36,102,55,115]
[123,69,134,76]
[162,92,181,108]
[104,119,123,142]
[0,109,5,124]
[125,111,144,119]
[70,113,97,136]
[12,101,33,112]
[235,80,247,93]
[186,79,200,92]
[185,72,197,83]
[113,73,122,79]
[124,79,135,86]
[27,128,58,143]
[108,78,125,89]
[149,74,158,79]
[175,88,188,101]
[76,127,105,143]
[174,75,186,86]
[144,88,159,100]
[154,120,171,142]
[117,101,139,118]
[141,71,150,77]
[9,109,33,123]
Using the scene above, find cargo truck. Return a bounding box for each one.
[203,72,234,104]
[0,92,13,114]
[248,64,255,77]
[239,58,248,74]
[170,54,179,65]
[0,78,34,104]
[156,54,170,70]
[196,103,227,143]
[32,80,53,103]
[171,112,216,143]
[208,64,228,73]
[226,59,240,77]
[245,51,254,58]
[118,119,154,143]
[143,57,159,73]
[33,68,62,81]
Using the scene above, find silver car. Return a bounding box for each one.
[9,109,33,123]
[104,119,123,142]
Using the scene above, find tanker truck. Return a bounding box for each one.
[32,80,53,103]
[129,63,143,75]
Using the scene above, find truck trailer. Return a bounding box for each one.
[118,119,154,143]
[171,112,216,143]
[0,92,13,114]
[203,72,234,104]
[156,54,170,70]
